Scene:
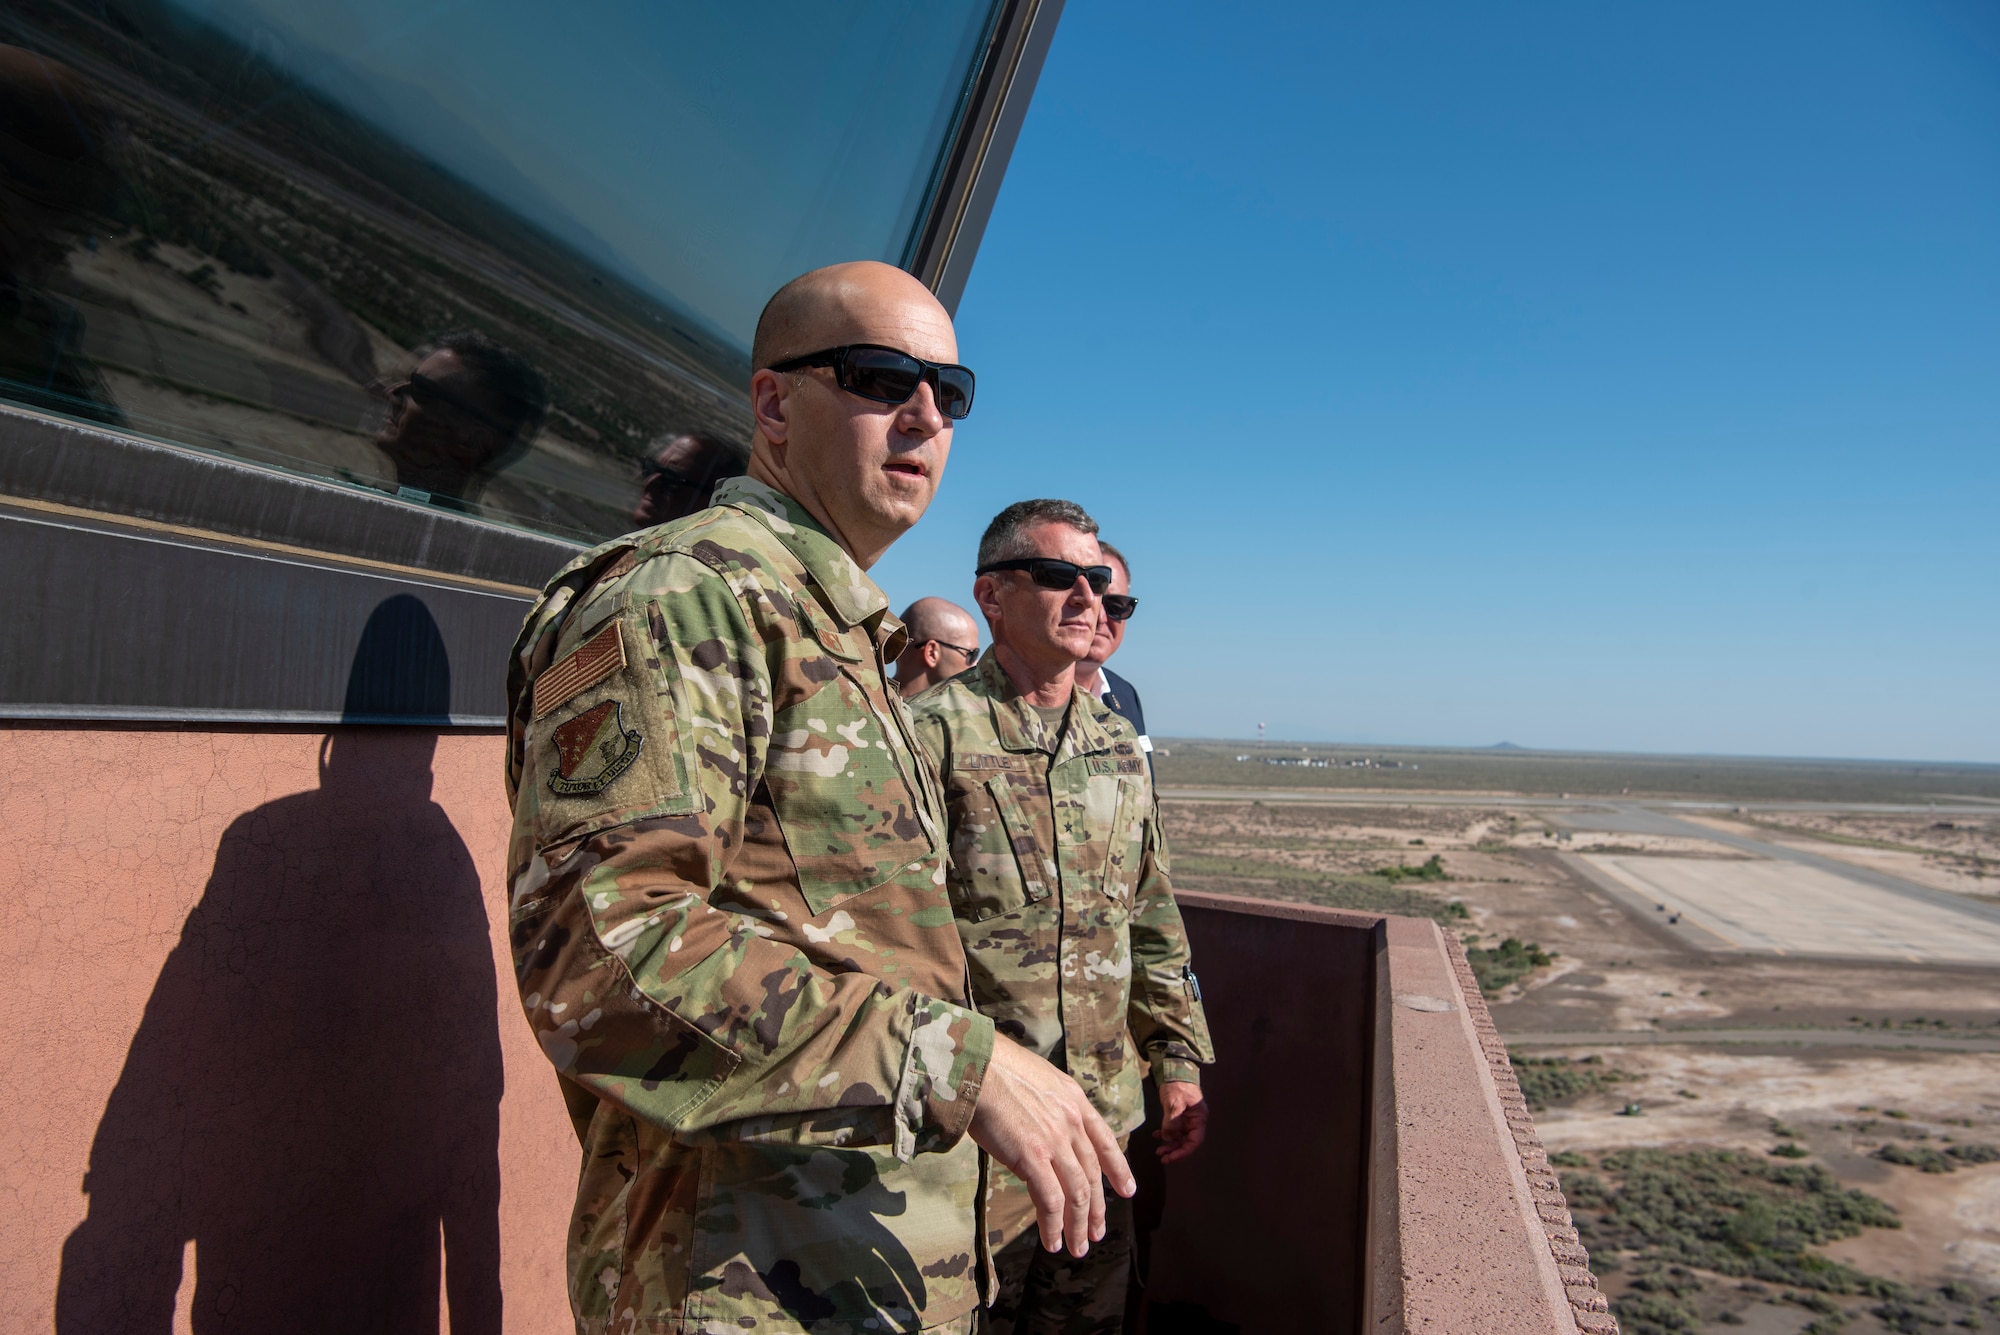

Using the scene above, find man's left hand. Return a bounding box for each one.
[1156,1081,1208,1164]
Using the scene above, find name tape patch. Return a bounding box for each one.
[954,753,1030,772]
[534,621,625,720]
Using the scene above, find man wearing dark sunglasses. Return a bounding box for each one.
[1076,541,1150,762]
[630,430,741,528]
[373,330,546,510]
[505,262,1129,1335]
[908,499,1214,1335]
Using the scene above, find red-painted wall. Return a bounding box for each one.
[0,725,576,1334]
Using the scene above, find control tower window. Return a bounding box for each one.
[0,0,1002,541]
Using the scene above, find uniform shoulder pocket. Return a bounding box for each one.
[526,610,701,847]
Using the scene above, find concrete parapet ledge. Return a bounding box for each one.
[1165,892,1615,1333]
[1377,910,1609,1334]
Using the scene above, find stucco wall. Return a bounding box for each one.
[0,724,575,1334]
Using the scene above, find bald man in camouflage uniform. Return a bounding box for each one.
[908,500,1214,1335]
[505,266,1131,1335]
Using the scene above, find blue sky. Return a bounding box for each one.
[870,0,2000,763]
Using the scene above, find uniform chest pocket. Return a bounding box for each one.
[947,768,1055,923]
[1099,776,1149,905]
[765,671,934,915]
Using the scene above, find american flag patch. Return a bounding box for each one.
[533,621,625,720]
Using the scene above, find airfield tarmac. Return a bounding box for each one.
[1577,852,2000,964]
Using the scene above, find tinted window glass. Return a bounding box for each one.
[0,0,999,541]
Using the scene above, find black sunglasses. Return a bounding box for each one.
[1103,594,1138,621]
[767,343,975,420]
[641,458,709,490]
[395,372,516,436]
[976,558,1113,596]
[927,638,979,660]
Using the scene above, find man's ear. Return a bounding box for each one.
[750,368,791,446]
[921,641,943,670]
[972,573,1003,623]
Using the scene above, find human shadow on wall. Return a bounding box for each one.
[57,595,503,1334]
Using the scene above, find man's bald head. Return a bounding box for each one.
[752,261,952,371]
[903,596,979,649]
[745,260,961,572]
[894,596,980,696]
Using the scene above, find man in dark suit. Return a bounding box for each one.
[1075,541,1148,755]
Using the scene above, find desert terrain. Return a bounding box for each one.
[1156,742,2000,1334]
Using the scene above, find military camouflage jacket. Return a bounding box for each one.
[504,476,994,1334]
[908,654,1213,1139]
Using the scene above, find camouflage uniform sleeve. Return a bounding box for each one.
[1126,805,1215,1088]
[511,553,990,1158]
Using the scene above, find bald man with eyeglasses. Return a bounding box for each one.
[895,596,982,696]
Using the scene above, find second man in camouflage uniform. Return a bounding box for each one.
[909,500,1215,1334]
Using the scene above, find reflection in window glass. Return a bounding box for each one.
[0,0,1000,541]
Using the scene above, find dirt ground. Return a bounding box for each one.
[1163,795,2000,1323]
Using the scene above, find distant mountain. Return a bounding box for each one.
[1489,742,1528,751]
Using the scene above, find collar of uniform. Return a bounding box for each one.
[1057,687,1120,765]
[974,650,1116,759]
[710,475,888,631]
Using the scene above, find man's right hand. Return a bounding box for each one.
[967,1035,1135,1258]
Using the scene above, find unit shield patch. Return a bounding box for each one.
[549,698,642,796]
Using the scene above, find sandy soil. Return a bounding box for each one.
[1823,1163,2000,1288]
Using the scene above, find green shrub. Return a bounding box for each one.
[1510,1054,1631,1110]
[1612,1290,1701,1335]
[1372,854,1449,882]
[1876,1143,1955,1174]
[1465,937,1554,994]
[1567,1148,1900,1295]
[1630,1265,1705,1296]
[1871,1296,1945,1332]
[1562,1171,1609,1209]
